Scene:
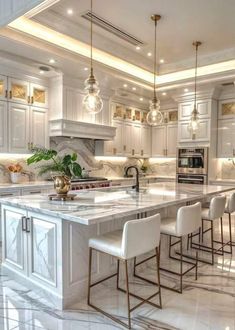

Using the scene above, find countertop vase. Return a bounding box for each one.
[52,175,71,195]
[10,172,21,184]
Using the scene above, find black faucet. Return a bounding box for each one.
[125,166,140,192]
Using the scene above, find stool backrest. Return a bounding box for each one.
[121,214,161,259]
[209,195,226,219]
[227,192,235,213]
[176,202,201,236]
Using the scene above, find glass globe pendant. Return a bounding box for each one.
[188,41,202,137]
[83,0,103,114]
[147,95,163,126]
[147,14,163,126]
[83,69,103,114]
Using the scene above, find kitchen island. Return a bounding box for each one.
[0,182,234,309]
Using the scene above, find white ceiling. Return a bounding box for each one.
[35,0,235,73]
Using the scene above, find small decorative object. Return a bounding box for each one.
[8,163,23,184]
[142,112,147,123]
[169,110,178,122]
[222,102,235,116]
[135,110,141,121]
[27,147,82,199]
[125,108,132,119]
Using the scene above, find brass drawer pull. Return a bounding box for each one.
[9,90,12,99]
[31,96,34,104]
[132,149,135,156]
[5,90,8,98]
[113,148,116,155]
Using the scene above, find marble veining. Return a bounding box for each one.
[1,182,234,225]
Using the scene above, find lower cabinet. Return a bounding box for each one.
[2,205,60,289]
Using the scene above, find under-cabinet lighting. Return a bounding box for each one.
[0,154,33,159]
[149,158,176,163]
[95,156,127,162]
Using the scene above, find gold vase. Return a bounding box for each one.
[52,175,71,195]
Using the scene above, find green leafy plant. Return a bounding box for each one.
[27,147,82,178]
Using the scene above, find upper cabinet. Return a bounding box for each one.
[178,119,210,143]
[0,75,7,101]
[152,124,178,157]
[0,101,7,152]
[30,83,48,108]
[217,119,235,158]
[218,99,235,119]
[8,78,29,105]
[178,99,211,120]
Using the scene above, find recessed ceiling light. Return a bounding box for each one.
[39,70,44,74]
[49,58,55,64]
[136,46,141,50]
[147,52,152,57]
[132,87,136,91]
[160,59,164,63]
[123,84,128,88]
[162,92,167,96]
[184,88,189,92]
[84,67,88,71]
[139,97,143,101]
[67,8,73,15]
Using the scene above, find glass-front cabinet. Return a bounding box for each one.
[0,75,7,100]
[30,83,48,108]
[8,78,29,104]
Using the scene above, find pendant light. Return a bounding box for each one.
[83,0,103,114]
[147,14,163,126]
[188,41,202,138]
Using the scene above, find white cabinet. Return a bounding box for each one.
[30,83,48,108]
[217,119,235,157]
[132,123,141,157]
[167,124,178,157]
[8,102,30,153]
[0,74,7,100]
[152,124,178,157]
[112,120,123,156]
[179,100,211,120]
[178,119,210,143]
[0,101,7,152]
[123,121,132,156]
[152,125,166,157]
[2,205,59,289]
[218,99,235,119]
[31,106,48,148]
[141,125,151,157]
[8,78,30,105]
[2,206,27,274]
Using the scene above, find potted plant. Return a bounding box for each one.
[8,163,23,183]
[27,147,82,195]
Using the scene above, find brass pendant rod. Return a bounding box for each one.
[90,0,93,75]
[153,19,157,99]
[193,41,201,110]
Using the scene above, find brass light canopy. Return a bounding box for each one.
[83,0,103,114]
[147,14,163,126]
[188,41,202,139]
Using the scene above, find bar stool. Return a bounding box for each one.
[134,202,201,294]
[224,191,235,251]
[87,214,162,329]
[191,195,226,265]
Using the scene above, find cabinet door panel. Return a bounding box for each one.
[132,124,141,157]
[8,103,30,153]
[0,75,7,101]
[2,207,26,272]
[151,126,166,157]
[28,215,57,286]
[0,101,7,152]
[167,124,178,157]
[30,83,48,108]
[197,100,211,118]
[217,119,235,157]
[178,102,193,120]
[31,107,48,148]
[141,125,151,157]
[112,120,123,156]
[178,120,210,143]
[8,78,29,104]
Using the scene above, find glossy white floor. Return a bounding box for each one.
[0,215,235,330]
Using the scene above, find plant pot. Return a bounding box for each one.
[52,175,71,195]
[10,172,21,184]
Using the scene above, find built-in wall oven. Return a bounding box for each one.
[177,147,208,184]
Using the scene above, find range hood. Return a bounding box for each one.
[49,119,116,140]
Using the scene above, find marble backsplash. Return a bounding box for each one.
[217,158,235,179]
[0,137,177,183]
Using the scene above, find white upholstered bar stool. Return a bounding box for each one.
[224,191,235,251]
[87,214,162,329]
[191,195,226,265]
[134,202,201,294]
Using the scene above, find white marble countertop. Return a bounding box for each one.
[0,181,53,192]
[210,179,235,186]
[1,182,233,226]
[108,175,176,181]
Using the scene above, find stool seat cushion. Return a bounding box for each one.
[89,230,123,258]
[160,218,178,236]
[201,207,210,220]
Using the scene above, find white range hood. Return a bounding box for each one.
[49,119,116,140]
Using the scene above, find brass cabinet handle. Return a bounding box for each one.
[30,142,34,149]
[21,216,27,232]
[26,217,31,233]
[31,96,34,104]
[113,148,116,155]
[123,145,126,151]
[132,149,135,156]
[166,149,167,156]
[5,90,8,98]
[28,96,30,104]
[141,150,143,156]
[9,90,12,99]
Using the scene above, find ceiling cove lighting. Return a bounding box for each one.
[188,41,202,139]
[146,14,163,126]
[83,0,103,114]
[8,18,235,85]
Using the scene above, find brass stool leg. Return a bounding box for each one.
[116,259,120,289]
[180,237,183,294]
[220,217,224,255]
[229,213,233,252]
[87,247,92,305]
[124,260,131,329]
[211,221,214,265]
[156,247,162,308]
